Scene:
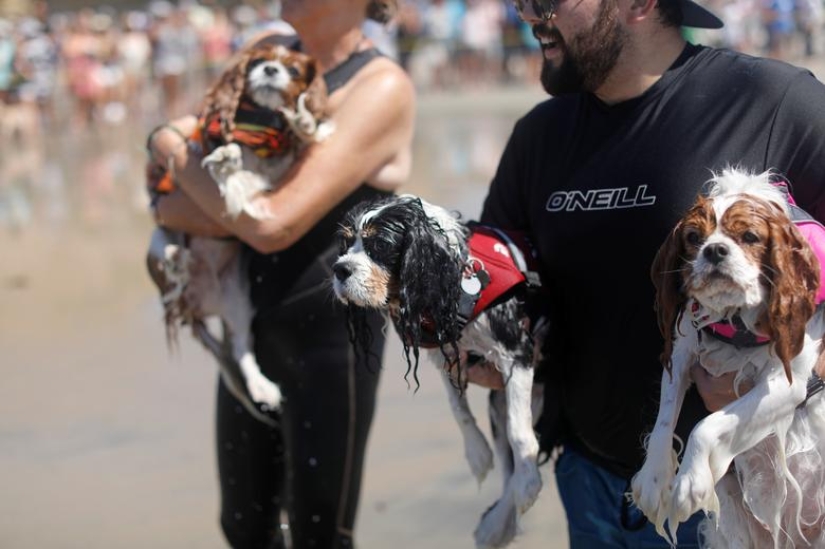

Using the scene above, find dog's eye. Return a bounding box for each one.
[685,229,702,247]
[741,230,760,244]
[339,235,354,254]
[287,66,301,79]
[365,237,395,259]
[373,240,392,255]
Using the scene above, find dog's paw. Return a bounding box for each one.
[246,372,283,411]
[474,498,519,549]
[202,143,243,172]
[464,429,495,485]
[669,465,718,529]
[631,455,677,537]
[511,464,542,514]
[314,120,335,143]
[282,93,319,140]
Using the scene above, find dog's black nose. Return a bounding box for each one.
[263,65,279,77]
[333,263,352,282]
[703,243,729,265]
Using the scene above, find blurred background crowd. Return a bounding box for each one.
[0,0,823,132]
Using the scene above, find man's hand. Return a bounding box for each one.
[690,364,753,412]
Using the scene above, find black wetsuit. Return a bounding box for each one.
[217,47,390,549]
[481,44,825,480]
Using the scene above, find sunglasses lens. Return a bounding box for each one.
[514,0,554,19]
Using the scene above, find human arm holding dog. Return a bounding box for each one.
[147,116,233,238]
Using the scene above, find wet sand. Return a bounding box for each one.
[0,85,569,548]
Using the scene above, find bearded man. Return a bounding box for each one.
[467,0,825,546]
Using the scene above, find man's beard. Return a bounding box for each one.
[539,0,627,95]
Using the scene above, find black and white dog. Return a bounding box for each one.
[332,194,546,548]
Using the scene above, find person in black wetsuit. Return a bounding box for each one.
[462,0,825,547]
[145,1,416,547]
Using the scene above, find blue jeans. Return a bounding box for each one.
[554,447,704,548]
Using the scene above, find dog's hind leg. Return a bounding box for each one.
[440,371,494,484]
[490,389,515,491]
[193,320,278,427]
[472,389,520,549]
[221,285,283,412]
[501,359,542,515]
[474,486,518,549]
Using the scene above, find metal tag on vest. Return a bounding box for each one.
[461,275,482,295]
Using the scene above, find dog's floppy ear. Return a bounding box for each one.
[762,208,820,383]
[650,221,689,375]
[301,58,329,118]
[396,199,465,351]
[200,48,257,144]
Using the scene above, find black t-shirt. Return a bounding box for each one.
[481,44,825,479]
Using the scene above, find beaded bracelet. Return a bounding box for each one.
[145,123,189,165]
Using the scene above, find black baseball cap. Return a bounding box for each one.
[678,0,724,29]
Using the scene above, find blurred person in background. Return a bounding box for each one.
[795,0,823,57]
[415,0,463,88]
[718,0,761,53]
[62,9,106,129]
[145,0,415,547]
[198,5,234,79]
[14,16,58,129]
[761,0,797,58]
[118,11,152,114]
[459,0,506,85]
[149,1,198,119]
[394,0,423,70]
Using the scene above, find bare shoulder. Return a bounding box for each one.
[334,56,416,116]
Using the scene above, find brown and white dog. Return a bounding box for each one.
[331,195,546,549]
[631,168,825,548]
[146,44,332,423]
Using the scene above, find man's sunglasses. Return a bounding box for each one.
[512,0,557,21]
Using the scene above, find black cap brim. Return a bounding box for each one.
[680,0,724,29]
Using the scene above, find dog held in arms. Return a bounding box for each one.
[331,195,546,548]
[631,168,825,548]
[146,43,333,423]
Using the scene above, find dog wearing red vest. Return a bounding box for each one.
[146,43,332,424]
[332,194,547,548]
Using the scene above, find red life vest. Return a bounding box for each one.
[461,223,542,320]
[403,223,542,349]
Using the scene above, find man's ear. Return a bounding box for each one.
[626,0,658,23]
